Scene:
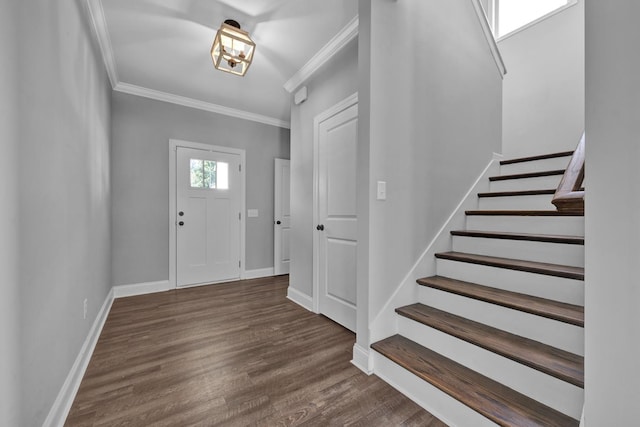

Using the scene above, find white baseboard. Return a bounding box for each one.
[286,287,314,312]
[244,267,275,280]
[369,156,501,343]
[351,343,374,375]
[112,280,172,298]
[43,288,114,427]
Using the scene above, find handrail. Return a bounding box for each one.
[552,133,585,214]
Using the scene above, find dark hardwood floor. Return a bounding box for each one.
[66,275,446,426]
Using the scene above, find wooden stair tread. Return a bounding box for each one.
[451,230,584,245]
[395,304,584,387]
[490,169,565,182]
[371,335,579,427]
[417,276,584,327]
[500,151,574,165]
[466,209,583,217]
[478,189,556,198]
[434,251,584,280]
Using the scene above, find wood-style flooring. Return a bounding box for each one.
[66,275,445,426]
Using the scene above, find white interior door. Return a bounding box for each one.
[274,158,291,275]
[316,102,358,332]
[176,146,241,287]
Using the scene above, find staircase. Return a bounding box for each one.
[371,150,584,426]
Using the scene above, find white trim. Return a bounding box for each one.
[496,0,579,42]
[115,82,290,129]
[112,280,172,299]
[244,267,275,280]
[369,156,501,343]
[42,288,114,427]
[471,0,507,78]
[284,16,359,93]
[312,92,359,314]
[351,343,374,375]
[286,287,314,312]
[168,139,247,289]
[86,0,118,88]
[84,1,290,129]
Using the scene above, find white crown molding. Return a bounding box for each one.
[284,15,359,93]
[114,82,291,129]
[86,0,119,88]
[85,0,290,129]
[471,0,507,78]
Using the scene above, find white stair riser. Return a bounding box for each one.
[490,175,562,192]
[398,317,584,419]
[452,236,584,268]
[373,352,499,427]
[417,286,584,355]
[466,215,584,235]
[500,156,571,175]
[436,259,584,305]
[478,194,555,210]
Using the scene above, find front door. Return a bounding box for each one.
[274,158,291,275]
[176,146,241,287]
[316,101,358,331]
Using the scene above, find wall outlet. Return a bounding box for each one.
[83,298,88,319]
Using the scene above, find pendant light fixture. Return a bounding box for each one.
[210,19,256,77]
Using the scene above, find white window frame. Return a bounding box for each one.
[487,0,578,41]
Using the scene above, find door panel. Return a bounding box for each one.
[317,102,358,332]
[274,159,291,275]
[177,147,241,287]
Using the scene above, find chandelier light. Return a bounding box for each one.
[210,19,256,77]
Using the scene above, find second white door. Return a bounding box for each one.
[316,100,358,332]
[176,146,241,287]
[274,158,291,275]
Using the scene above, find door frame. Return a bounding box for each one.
[312,92,358,313]
[169,139,246,289]
[274,158,290,276]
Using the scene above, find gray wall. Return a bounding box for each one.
[15,0,113,425]
[0,0,20,424]
[584,2,640,425]
[111,92,290,285]
[364,0,502,322]
[288,40,359,297]
[500,0,584,157]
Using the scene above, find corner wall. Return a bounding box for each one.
[584,2,640,425]
[16,0,113,424]
[500,0,584,157]
[111,92,290,286]
[288,40,359,298]
[0,1,21,424]
[364,0,502,331]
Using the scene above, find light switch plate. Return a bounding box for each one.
[377,181,386,200]
[247,209,259,218]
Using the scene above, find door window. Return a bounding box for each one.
[189,159,229,189]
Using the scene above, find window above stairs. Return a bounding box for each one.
[482,0,578,39]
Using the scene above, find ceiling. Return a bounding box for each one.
[95,0,358,128]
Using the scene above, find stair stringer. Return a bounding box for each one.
[367,154,501,346]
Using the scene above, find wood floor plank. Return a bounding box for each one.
[396,304,584,388]
[65,276,445,427]
[500,151,574,165]
[372,335,579,427]
[417,276,584,327]
[435,251,585,280]
[450,230,584,245]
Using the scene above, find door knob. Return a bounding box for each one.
[276,220,281,225]
[178,221,184,226]
[316,224,324,231]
